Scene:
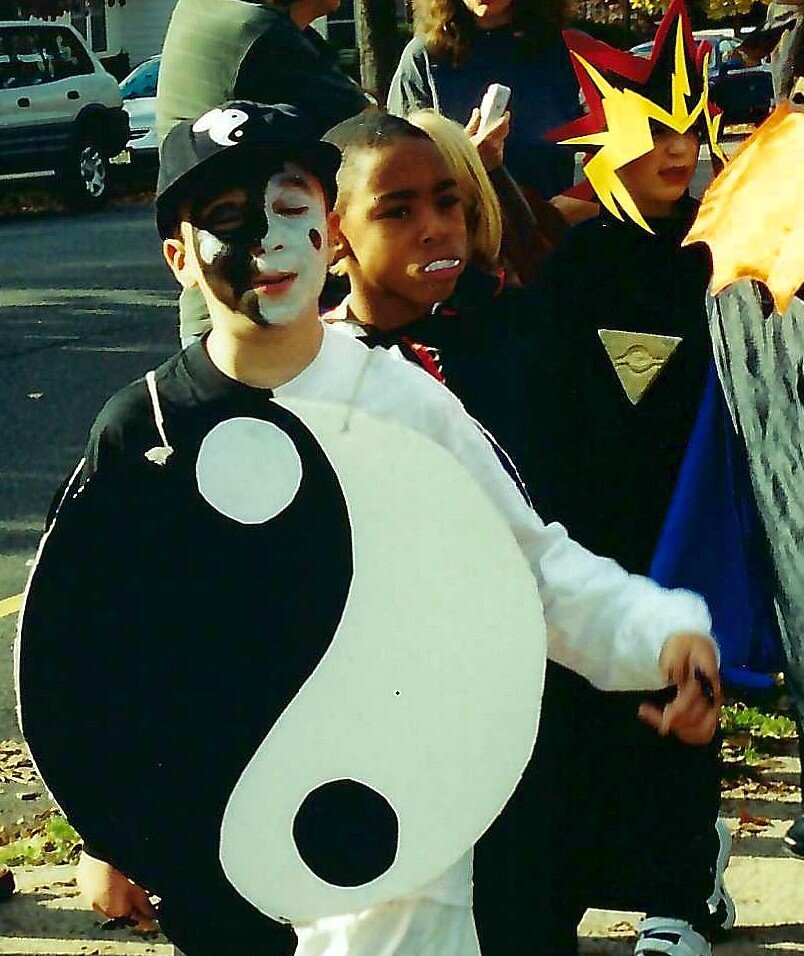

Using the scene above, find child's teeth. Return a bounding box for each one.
[425,259,459,272]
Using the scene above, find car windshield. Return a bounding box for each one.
[120,57,159,99]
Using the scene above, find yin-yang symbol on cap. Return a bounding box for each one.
[192,107,250,147]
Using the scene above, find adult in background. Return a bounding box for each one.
[155,0,369,343]
[388,0,580,203]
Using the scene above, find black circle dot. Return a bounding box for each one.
[293,779,398,887]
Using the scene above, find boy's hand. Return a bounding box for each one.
[77,852,158,931]
[465,107,511,171]
[638,632,722,745]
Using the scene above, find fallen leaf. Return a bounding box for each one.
[738,805,772,827]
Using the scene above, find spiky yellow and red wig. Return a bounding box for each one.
[550,0,726,232]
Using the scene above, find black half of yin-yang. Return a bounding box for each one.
[18,399,374,912]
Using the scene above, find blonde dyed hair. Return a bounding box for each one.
[408,109,502,272]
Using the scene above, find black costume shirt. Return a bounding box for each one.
[529,196,712,574]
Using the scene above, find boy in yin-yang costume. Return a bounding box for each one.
[17,103,721,956]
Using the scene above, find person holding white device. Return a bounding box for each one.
[389,0,598,228]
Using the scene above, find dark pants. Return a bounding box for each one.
[157,886,295,956]
[473,662,721,956]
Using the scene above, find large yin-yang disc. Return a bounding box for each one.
[220,398,546,923]
[17,400,353,905]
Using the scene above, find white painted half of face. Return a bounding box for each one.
[196,417,303,524]
[252,162,329,327]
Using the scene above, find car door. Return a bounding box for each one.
[0,26,74,175]
[0,29,22,165]
[45,26,116,112]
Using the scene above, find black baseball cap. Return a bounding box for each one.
[155,101,342,239]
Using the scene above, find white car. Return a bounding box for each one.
[0,20,129,208]
[119,55,159,164]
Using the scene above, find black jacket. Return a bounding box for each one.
[349,267,542,475]
[157,0,368,142]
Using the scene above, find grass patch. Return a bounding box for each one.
[740,743,766,766]
[721,703,798,739]
[0,810,80,867]
[721,703,799,779]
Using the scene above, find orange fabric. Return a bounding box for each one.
[684,103,804,314]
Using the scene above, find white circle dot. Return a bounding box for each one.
[196,417,302,524]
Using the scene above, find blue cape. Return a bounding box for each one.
[650,364,784,689]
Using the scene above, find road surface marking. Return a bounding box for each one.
[0,593,23,619]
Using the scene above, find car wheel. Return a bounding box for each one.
[59,138,111,211]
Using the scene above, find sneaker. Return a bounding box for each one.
[707,818,736,931]
[634,917,712,956]
[784,813,804,858]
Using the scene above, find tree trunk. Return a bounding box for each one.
[355,0,401,107]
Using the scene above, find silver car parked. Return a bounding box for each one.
[0,21,129,209]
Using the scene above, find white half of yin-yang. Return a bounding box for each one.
[219,398,546,923]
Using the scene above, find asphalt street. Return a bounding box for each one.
[0,205,177,739]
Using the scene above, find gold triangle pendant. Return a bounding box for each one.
[598,329,683,405]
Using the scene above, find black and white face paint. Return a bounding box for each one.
[192,163,329,328]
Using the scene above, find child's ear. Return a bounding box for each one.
[327,210,353,269]
[163,228,199,290]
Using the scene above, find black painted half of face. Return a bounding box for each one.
[190,183,270,326]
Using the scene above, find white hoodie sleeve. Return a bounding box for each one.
[432,392,715,692]
[286,329,715,692]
